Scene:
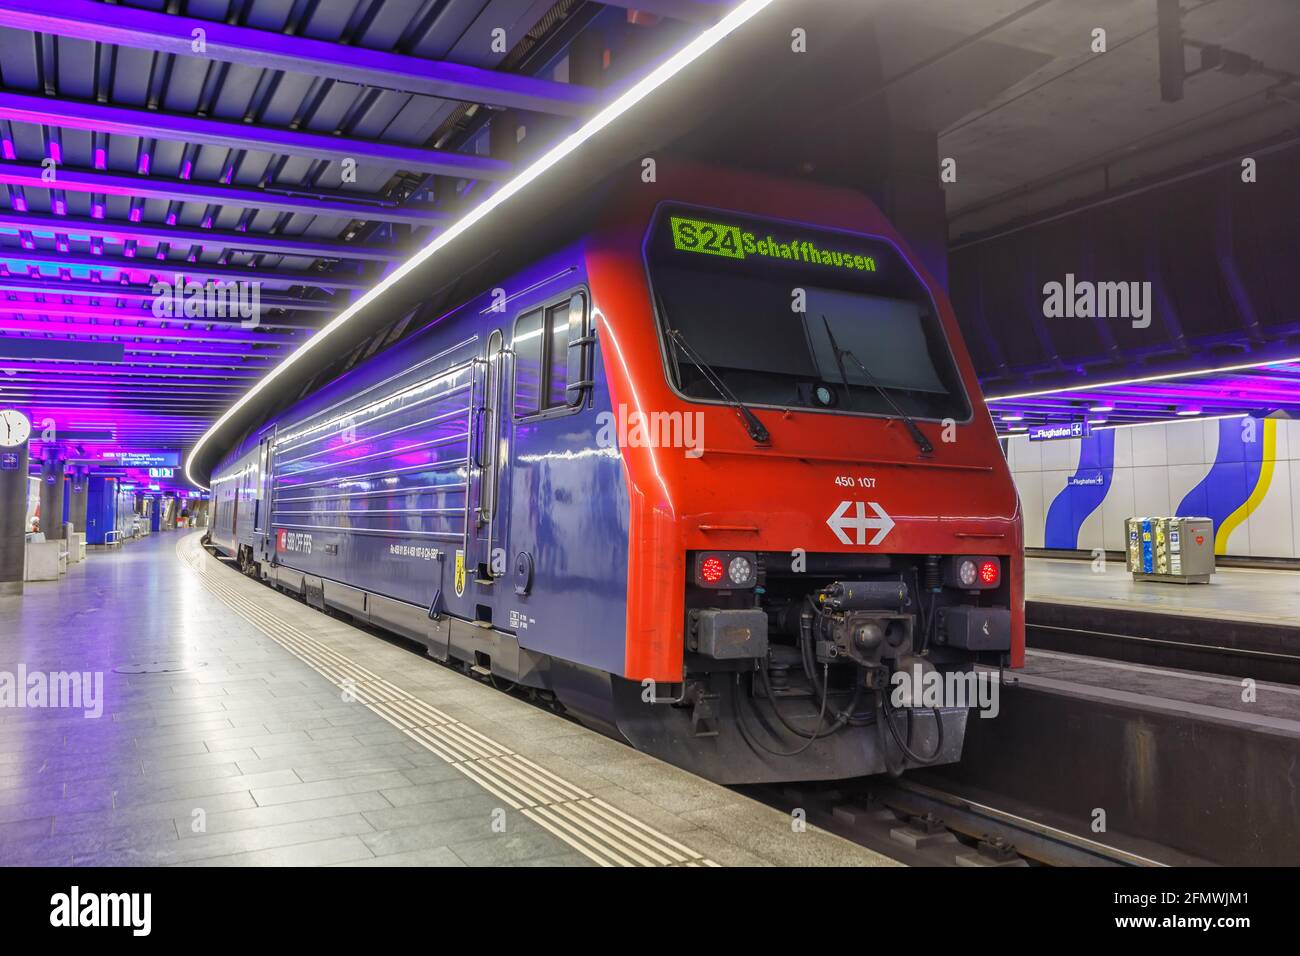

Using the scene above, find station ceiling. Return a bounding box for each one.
[0,0,1294,486]
[0,0,713,483]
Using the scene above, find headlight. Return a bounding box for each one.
[727,555,753,585]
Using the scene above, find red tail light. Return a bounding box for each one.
[979,560,1000,586]
[700,555,726,584]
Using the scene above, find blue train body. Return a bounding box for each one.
[210,242,633,684]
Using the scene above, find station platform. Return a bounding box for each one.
[0,532,895,868]
[1024,556,1300,684]
[1026,556,1300,628]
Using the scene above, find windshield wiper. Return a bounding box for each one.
[821,316,934,456]
[667,327,770,445]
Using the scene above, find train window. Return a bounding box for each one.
[645,204,971,423]
[546,301,571,406]
[513,290,589,419]
[513,307,544,418]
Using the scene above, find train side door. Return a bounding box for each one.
[468,331,508,602]
[253,427,276,562]
[503,290,594,646]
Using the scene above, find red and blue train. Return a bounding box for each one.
[207,163,1024,784]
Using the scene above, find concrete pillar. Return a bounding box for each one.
[860,126,950,289]
[39,448,65,541]
[67,465,89,533]
[0,427,30,596]
[669,17,951,288]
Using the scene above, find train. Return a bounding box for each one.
[206,162,1024,784]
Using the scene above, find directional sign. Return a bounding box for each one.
[827,500,895,546]
[1027,421,1089,442]
[100,451,180,467]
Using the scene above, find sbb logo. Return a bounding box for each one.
[277,530,312,554]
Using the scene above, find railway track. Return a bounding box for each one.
[750,778,1171,867]
[1026,608,1300,686]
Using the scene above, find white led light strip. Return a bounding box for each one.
[186,0,780,488]
[985,355,1300,403]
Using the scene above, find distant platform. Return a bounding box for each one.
[0,532,896,868]
[1024,556,1300,685]
[1026,556,1300,628]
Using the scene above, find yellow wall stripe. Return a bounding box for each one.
[1215,419,1277,554]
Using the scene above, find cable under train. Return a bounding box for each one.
[206,163,1024,784]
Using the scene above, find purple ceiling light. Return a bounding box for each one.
[0,209,403,261]
[0,249,374,291]
[987,360,1300,434]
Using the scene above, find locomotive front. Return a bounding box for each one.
[590,183,1023,784]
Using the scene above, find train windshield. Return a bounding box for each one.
[645,204,970,422]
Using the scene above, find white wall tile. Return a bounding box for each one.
[1166,419,1206,466]
[1014,435,1042,472]
[1131,465,1170,516]
[1040,437,1079,472]
[1244,461,1294,558]
[1167,462,1210,515]
[1269,418,1291,461]
[1102,468,1136,550]
[1111,426,1133,468]
[1221,516,1250,556]
[1016,472,1046,548]
[1077,502,1105,552]
[1130,423,1168,467]
[1290,460,1300,557]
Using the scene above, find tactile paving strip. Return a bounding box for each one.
[178,536,719,867]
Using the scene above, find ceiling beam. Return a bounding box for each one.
[0,318,300,346]
[0,209,402,262]
[596,0,726,23]
[0,248,375,291]
[12,402,222,413]
[0,91,512,180]
[0,300,322,331]
[0,372,244,389]
[0,360,262,378]
[3,391,231,405]
[0,161,451,228]
[0,0,599,118]
[3,378,244,391]
[0,273,340,311]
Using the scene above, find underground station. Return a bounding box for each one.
[0,0,1293,926]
